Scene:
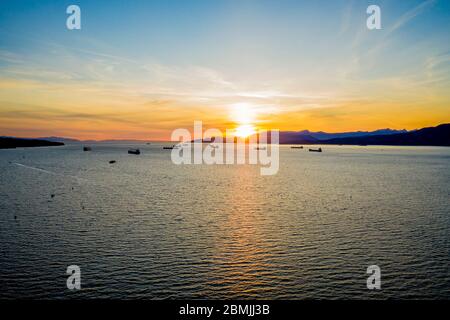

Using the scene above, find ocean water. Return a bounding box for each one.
[0,143,449,299]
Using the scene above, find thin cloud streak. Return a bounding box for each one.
[386,0,437,36]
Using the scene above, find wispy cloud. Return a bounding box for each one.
[386,0,436,36]
[339,0,354,36]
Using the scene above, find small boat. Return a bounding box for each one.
[83,146,92,151]
[109,160,116,164]
[309,148,322,152]
[128,148,140,155]
[291,146,303,149]
[163,145,179,150]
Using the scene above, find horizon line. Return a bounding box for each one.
[2,122,449,142]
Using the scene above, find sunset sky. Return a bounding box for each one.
[0,0,449,140]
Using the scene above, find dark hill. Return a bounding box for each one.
[0,137,65,149]
[321,124,450,146]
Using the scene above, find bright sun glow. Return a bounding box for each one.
[234,124,256,138]
[231,103,255,125]
[230,103,257,137]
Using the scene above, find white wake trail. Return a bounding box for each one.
[13,162,88,183]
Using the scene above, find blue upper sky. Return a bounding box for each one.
[2,0,448,72]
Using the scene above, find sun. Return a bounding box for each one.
[234,124,256,138]
[230,103,257,138]
[231,103,255,124]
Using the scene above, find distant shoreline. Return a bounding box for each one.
[2,123,449,148]
[0,137,64,149]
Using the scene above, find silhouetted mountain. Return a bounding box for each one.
[3,125,447,147]
[39,137,155,144]
[37,136,79,143]
[279,133,319,144]
[280,128,408,142]
[320,124,450,146]
[0,137,64,149]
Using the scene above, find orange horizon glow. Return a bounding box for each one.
[1,81,449,141]
[1,2,450,141]
[1,110,449,142]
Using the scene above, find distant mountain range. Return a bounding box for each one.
[279,128,408,144]
[37,136,80,143]
[37,137,154,144]
[38,128,409,144]
[316,123,450,146]
[265,124,448,146]
[188,124,449,146]
[1,124,449,148]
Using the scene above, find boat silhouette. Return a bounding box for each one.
[128,148,140,155]
[163,145,180,150]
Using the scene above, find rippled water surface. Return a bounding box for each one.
[0,144,449,299]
